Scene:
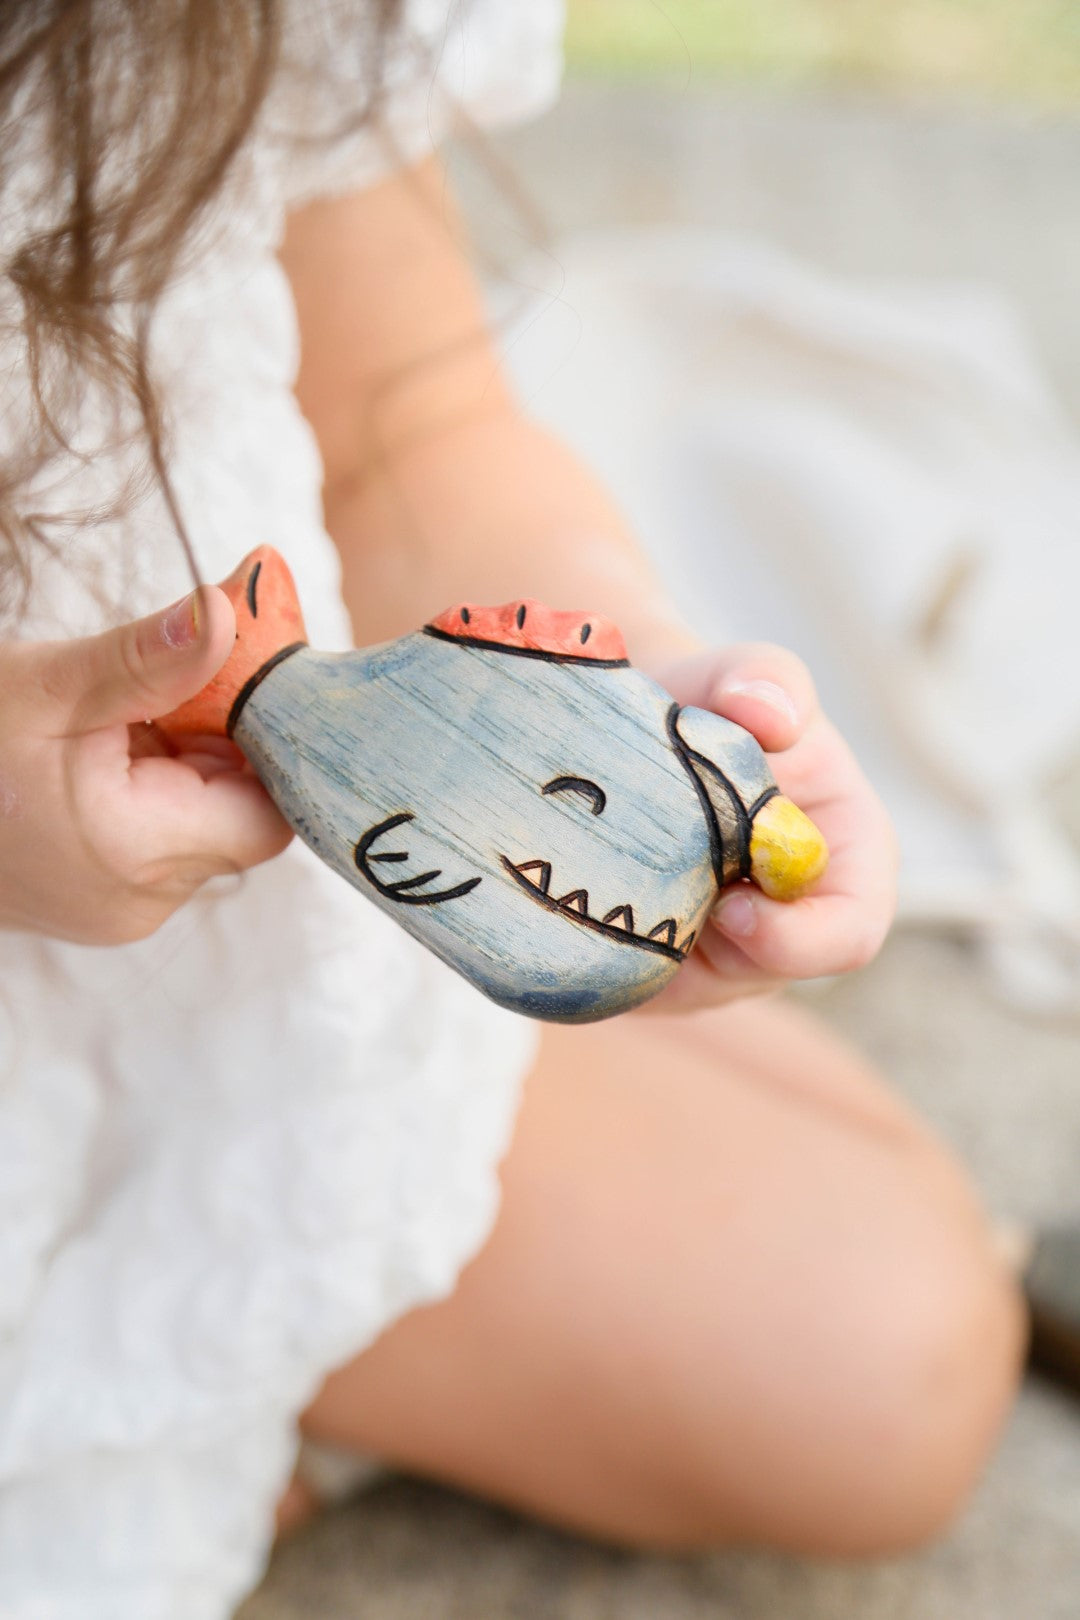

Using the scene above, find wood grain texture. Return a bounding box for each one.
[157,547,827,1022]
[235,630,791,1021]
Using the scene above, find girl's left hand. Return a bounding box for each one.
[644,643,898,1012]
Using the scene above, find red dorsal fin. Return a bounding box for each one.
[157,547,308,740]
[426,599,627,663]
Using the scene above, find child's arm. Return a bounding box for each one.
[280,160,897,1006]
[279,161,684,662]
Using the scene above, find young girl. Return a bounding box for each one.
[0,3,1023,1615]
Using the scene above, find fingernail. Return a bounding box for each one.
[160,592,199,650]
[717,678,798,726]
[713,890,758,938]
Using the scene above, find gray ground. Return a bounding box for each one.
[243,86,1080,1619]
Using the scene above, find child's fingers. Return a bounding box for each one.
[659,642,820,754]
[707,770,896,976]
[117,755,293,879]
[25,586,236,735]
[173,750,256,784]
[655,933,786,1010]
[705,642,819,754]
[709,879,894,982]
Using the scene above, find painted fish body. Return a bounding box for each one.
[160,549,827,1022]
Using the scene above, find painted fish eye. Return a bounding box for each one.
[541,776,607,816]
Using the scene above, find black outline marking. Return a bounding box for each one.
[246,559,262,618]
[502,856,684,963]
[460,606,471,624]
[423,625,629,668]
[516,604,527,629]
[514,859,552,895]
[542,775,607,816]
[387,869,442,892]
[226,641,307,736]
[666,704,726,887]
[647,918,677,947]
[688,751,753,879]
[355,813,482,906]
[602,904,635,931]
[558,888,589,914]
[747,786,781,821]
[581,623,591,644]
[666,705,756,883]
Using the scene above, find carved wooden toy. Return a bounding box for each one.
[158,548,828,1022]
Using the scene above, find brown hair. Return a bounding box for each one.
[0,0,400,620]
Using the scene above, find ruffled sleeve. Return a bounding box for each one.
[270,0,565,208]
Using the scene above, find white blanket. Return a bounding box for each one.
[503,230,1080,1011]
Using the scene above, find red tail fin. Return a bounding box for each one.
[157,547,307,741]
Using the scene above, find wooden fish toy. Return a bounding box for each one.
[158,548,828,1022]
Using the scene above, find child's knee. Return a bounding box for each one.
[675,1157,1027,1558]
[828,1214,1024,1553]
[754,1175,1025,1556]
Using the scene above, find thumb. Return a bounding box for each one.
[31,587,237,734]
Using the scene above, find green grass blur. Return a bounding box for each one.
[565,0,1080,105]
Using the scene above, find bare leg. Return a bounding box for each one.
[297,997,1024,1556]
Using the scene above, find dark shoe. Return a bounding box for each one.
[1025,1226,1080,1391]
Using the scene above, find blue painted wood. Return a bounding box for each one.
[233,629,786,1023]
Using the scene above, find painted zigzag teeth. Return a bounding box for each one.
[511,860,685,953]
[514,859,551,895]
[602,904,635,931]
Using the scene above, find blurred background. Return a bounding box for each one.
[247,5,1080,1616]
[565,0,1080,103]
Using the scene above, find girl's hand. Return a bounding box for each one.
[0,588,291,944]
[646,643,898,1012]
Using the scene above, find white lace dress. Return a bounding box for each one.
[0,5,562,1615]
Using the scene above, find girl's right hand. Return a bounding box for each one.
[0,587,292,944]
